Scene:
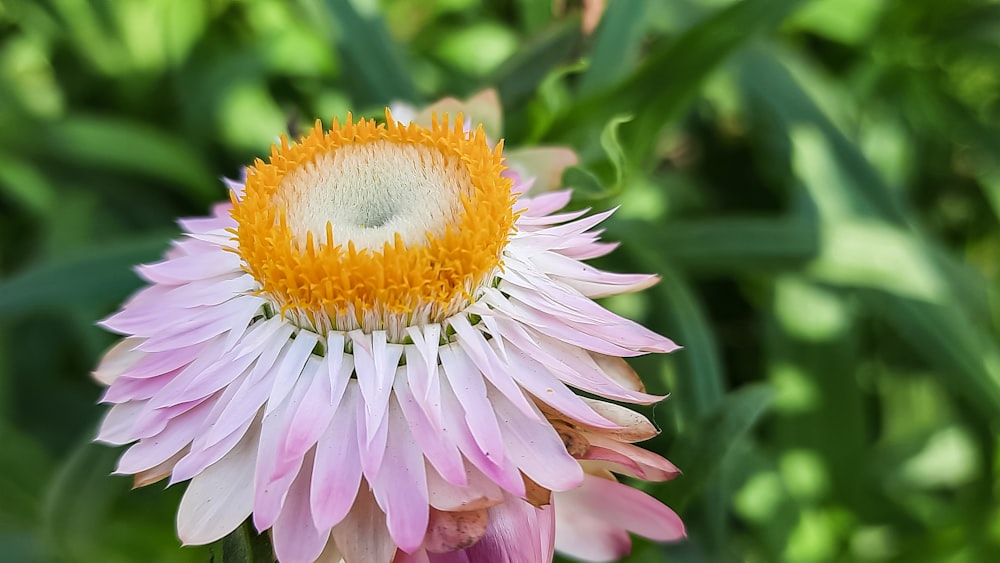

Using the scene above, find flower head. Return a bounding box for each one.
[94,91,685,562]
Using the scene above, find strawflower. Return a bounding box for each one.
[93,91,685,562]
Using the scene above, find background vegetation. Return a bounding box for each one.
[2,0,999,561]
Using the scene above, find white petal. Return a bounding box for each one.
[176,424,259,545]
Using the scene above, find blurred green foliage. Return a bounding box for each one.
[1,0,999,561]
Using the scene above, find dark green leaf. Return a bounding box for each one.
[320,0,418,105]
[0,235,170,318]
[662,384,775,509]
[38,116,217,204]
[214,521,275,563]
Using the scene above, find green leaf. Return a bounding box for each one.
[663,384,775,509]
[492,16,582,112]
[557,0,809,154]
[561,114,632,201]
[610,218,819,273]
[319,0,418,105]
[213,521,275,563]
[0,153,56,216]
[37,116,217,204]
[577,0,649,96]
[523,58,589,142]
[0,235,170,318]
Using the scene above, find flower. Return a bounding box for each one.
[93,90,685,562]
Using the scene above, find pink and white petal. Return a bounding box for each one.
[481,291,640,358]
[131,395,211,440]
[136,250,242,285]
[315,536,344,563]
[176,424,259,545]
[403,324,443,424]
[556,475,684,550]
[584,435,680,482]
[372,396,430,553]
[352,330,403,450]
[253,361,318,531]
[265,329,320,415]
[116,397,217,474]
[579,447,649,480]
[171,396,258,484]
[159,274,256,309]
[272,451,332,563]
[311,383,364,531]
[199,323,295,448]
[139,297,263,353]
[116,340,209,382]
[394,376,466,486]
[530,252,659,298]
[102,371,178,404]
[439,378,525,497]
[493,320,663,404]
[275,345,352,476]
[496,340,620,429]
[449,315,539,422]
[439,344,505,462]
[133,447,187,488]
[554,512,630,562]
[488,386,583,492]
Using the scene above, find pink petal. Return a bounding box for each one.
[555,475,684,556]
[136,250,241,285]
[585,435,680,482]
[515,189,572,217]
[275,346,353,478]
[464,497,555,563]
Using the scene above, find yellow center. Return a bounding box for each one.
[231,110,516,337]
